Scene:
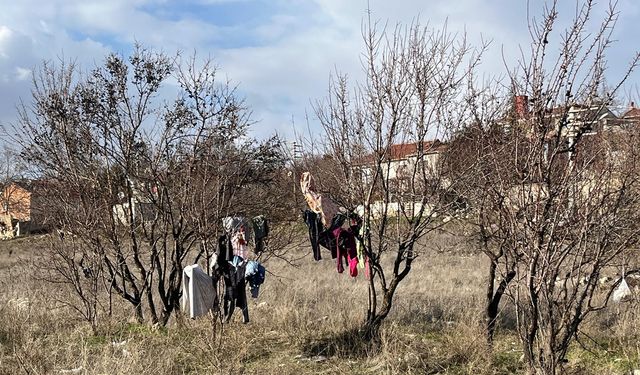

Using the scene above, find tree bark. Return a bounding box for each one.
[486,265,516,344]
[134,303,144,323]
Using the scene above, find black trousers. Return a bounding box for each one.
[223,265,249,323]
[303,210,324,261]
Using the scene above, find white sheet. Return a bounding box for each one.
[181,264,216,319]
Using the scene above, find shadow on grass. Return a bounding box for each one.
[300,327,380,359]
[394,298,518,334]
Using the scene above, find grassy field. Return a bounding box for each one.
[1,233,639,374]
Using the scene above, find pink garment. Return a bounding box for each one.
[348,255,358,277]
[232,227,248,259]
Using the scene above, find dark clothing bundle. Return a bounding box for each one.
[216,227,268,323]
[252,215,269,254]
[223,256,249,323]
[302,210,363,278]
[218,234,233,265]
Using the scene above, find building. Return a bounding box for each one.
[0,181,46,238]
[112,178,157,226]
[510,95,629,134]
[357,140,446,185]
[354,140,448,218]
[621,102,640,123]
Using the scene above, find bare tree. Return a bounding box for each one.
[7,46,288,326]
[310,20,485,337]
[449,1,640,373]
[37,233,106,332]
[444,102,518,346]
[0,146,26,190]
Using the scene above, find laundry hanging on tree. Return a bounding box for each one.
[300,172,340,227]
[182,214,270,322]
[333,222,359,277]
[223,255,249,323]
[303,210,324,261]
[299,172,369,279]
[245,260,266,298]
[181,264,217,319]
[252,215,269,254]
[222,215,269,256]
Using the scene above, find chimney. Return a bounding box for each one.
[515,95,529,118]
[631,101,635,109]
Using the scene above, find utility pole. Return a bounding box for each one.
[291,141,304,206]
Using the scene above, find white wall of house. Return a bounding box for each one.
[365,152,441,183]
[355,201,438,219]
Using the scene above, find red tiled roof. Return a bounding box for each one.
[354,140,447,165]
[549,106,568,115]
[388,140,445,160]
[623,107,640,119]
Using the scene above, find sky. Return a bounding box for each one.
[0,0,639,141]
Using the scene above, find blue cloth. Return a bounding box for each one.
[230,255,244,268]
[245,261,266,298]
[246,260,259,277]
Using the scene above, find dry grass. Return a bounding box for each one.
[0,233,639,374]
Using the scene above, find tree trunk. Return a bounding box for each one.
[485,259,497,343]
[486,265,516,344]
[527,353,558,375]
[134,303,144,323]
[362,281,397,341]
[161,309,172,326]
[146,286,159,324]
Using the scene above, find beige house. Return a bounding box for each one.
[358,140,446,185]
[355,140,447,218]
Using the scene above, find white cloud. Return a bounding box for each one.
[0,0,637,141]
[0,25,14,58]
[14,67,30,80]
